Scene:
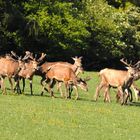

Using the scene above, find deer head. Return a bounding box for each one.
[77,77,88,92]
[120,58,140,79]
[72,56,83,67]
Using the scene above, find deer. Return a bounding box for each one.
[35,56,84,97]
[0,53,15,91]
[94,58,140,105]
[131,84,140,101]
[40,64,89,100]
[115,84,140,103]
[16,52,46,95]
[116,65,140,103]
[0,52,29,94]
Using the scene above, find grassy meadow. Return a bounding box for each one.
[0,71,140,140]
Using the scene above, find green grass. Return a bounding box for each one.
[0,72,140,140]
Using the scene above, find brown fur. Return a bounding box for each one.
[18,59,39,95]
[0,57,24,94]
[41,64,87,100]
[36,57,84,96]
[94,68,138,104]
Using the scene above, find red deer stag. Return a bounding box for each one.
[0,52,28,94]
[35,56,84,97]
[41,64,88,100]
[17,52,46,95]
[94,59,140,104]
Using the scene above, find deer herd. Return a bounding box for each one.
[0,51,140,105]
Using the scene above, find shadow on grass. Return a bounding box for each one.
[23,93,95,103]
[24,93,50,97]
[77,97,95,103]
[127,102,140,107]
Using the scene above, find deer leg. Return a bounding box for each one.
[0,78,1,89]
[1,77,6,95]
[123,89,129,104]
[59,83,65,98]
[40,77,46,87]
[56,81,61,92]
[116,87,125,104]
[16,79,21,94]
[49,79,56,97]
[56,82,64,98]
[22,78,25,93]
[118,86,125,105]
[131,84,138,101]
[13,77,17,92]
[121,84,132,105]
[45,79,55,98]
[103,86,109,102]
[116,89,122,103]
[40,77,49,95]
[104,86,110,102]
[123,88,132,104]
[30,79,33,95]
[68,85,73,99]
[0,79,1,89]
[128,88,133,102]
[8,78,14,93]
[73,85,79,100]
[40,79,47,96]
[13,77,20,94]
[94,83,104,101]
[64,82,69,99]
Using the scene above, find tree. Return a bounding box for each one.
[0,0,139,69]
[22,0,90,59]
[80,0,140,68]
[0,0,25,53]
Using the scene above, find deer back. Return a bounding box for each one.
[0,57,22,77]
[46,64,76,83]
[99,68,129,87]
[38,56,83,76]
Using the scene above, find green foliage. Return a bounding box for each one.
[0,0,140,68]
[23,1,90,57]
[0,0,25,50]
[82,0,140,63]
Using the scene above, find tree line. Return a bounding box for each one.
[0,0,140,70]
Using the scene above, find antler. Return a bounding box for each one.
[120,58,140,69]
[38,53,46,62]
[22,51,33,61]
[10,51,19,59]
[120,58,132,67]
[134,61,140,68]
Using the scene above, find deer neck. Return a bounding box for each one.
[122,76,134,90]
[73,63,81,75]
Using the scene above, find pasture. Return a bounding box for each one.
[0,71,140,140]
